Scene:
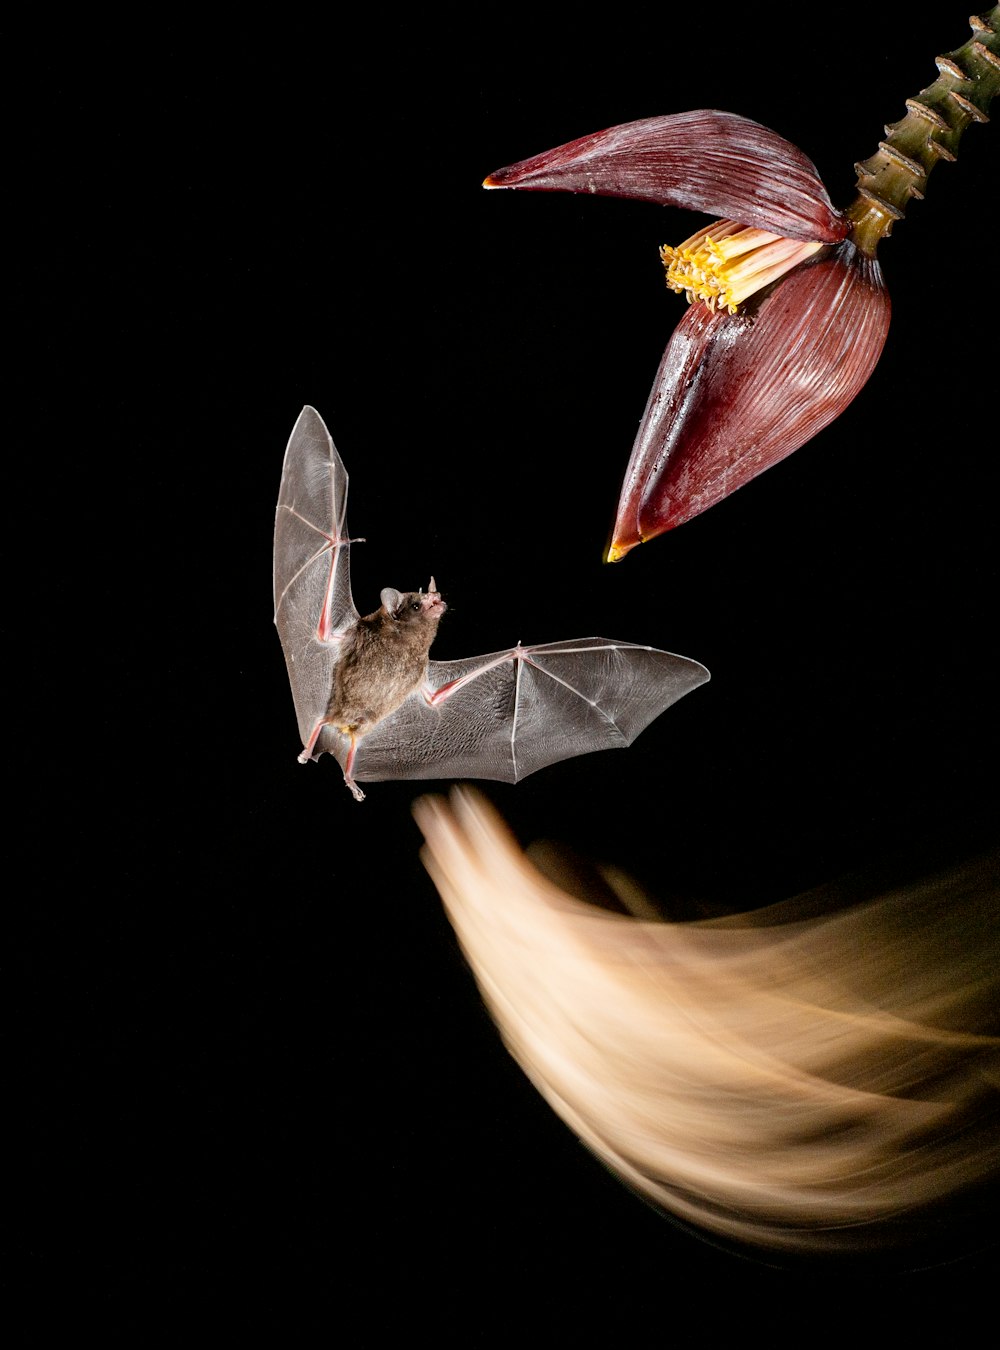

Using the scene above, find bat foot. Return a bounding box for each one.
[297,751,312,764]
[345,777,366,802]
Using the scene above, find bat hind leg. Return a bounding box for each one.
[298,717,328,764]
[343,733,365,802]
[297,719,365,802]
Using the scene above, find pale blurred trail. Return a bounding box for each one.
[415,788,1000,1257]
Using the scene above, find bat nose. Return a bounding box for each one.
[421,581,446,616]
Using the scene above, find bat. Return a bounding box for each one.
[273,406,710,800]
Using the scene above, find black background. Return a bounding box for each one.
[20,10,999,1339]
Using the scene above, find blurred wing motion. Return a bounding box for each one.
[416,788,1000,1258]
[274,406,709,788]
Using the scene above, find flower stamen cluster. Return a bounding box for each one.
[661,222,824,314]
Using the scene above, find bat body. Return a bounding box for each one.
[273,406,710,800]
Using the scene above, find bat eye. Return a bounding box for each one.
[411,602,421,611]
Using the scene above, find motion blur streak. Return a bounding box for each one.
[414,789,1000,1255]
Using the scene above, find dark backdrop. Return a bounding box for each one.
[20,10,999,1338]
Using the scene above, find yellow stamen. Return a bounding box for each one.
[660,220,824,315]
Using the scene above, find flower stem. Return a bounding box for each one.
[846,7,1000,255]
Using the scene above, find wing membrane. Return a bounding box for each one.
[349,639,709,784]
[273,406,358,747]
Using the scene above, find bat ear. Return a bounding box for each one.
[380,587,403,616]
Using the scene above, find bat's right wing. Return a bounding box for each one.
[273,406,359,752]
[351,638,709,784]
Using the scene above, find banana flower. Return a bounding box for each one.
[484,13,999,558]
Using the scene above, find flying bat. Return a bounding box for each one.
[273,406,710,800]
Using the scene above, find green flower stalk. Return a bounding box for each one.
[848,13,1000,253]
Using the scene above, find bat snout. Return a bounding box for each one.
[422,577,446,615]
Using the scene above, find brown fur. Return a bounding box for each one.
[326,593,444,733]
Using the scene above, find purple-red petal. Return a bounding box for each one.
[610,242,890,555]
[485,110,848,245]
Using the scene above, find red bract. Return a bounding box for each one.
[613,242,890,554]
[485,111,891,557]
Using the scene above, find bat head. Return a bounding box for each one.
[380,584,447,633]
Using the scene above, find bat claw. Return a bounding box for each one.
[346,778,366,802]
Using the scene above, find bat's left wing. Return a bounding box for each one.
[273,406,359,754]
[348,638,709,785]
